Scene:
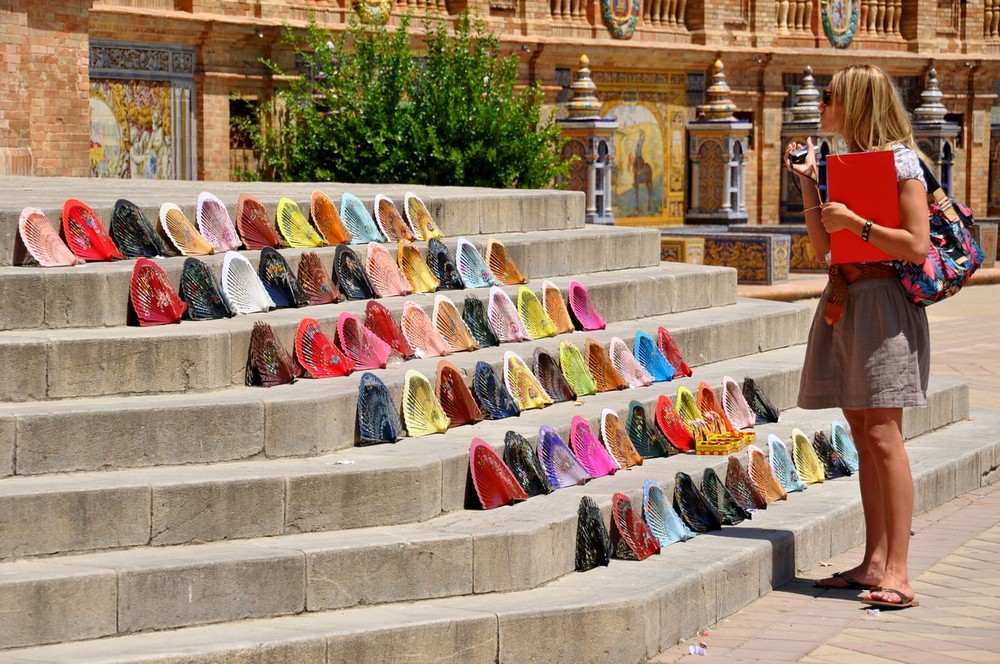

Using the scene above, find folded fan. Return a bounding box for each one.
[160,203,214,256]
[295,317,354,378]
[341,192,384,244]
[503,430,548,496]
[469,438,528,510]
[245,321,301,387]
[258,247,309,308]
[63,198,123,261]
[374,194,414,242]
[196,191,241,252]
[337,311,391,370]
[486,237,526,285]
[310,190,351,246]
[610,492,661,561]
[536,425,591,490]
[401,370,450,437]
[435,360,483,427]
[365,300,413,360]
[221,251,275,315]
[18,207,83,266]
[366,242,413,298]
[297,251,339,305]
[503,351,553,411]
[569,415,618,479]
[179,257,232,321]
[472,361,520,420]
[403,192,443,240]
[129,258,187,326]
[111,199,166,258]
[576,496,611,571]
[277,197,325,248]
[236,194,282,250]
[356,372,401,445]
[643,479,696,547]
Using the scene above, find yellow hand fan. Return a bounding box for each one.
[398,240,440,293]
[516,286,557,339]
[503,351,553,411]
[277,197,325,248]
[402,369,451,437]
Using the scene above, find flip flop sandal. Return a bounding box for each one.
[813,571,876,590]
[861,587,919,609]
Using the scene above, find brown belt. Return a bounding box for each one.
[823,262,898,325]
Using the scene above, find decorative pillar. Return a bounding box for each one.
[912,68,960,196]
[686,59,752,225]
[779,66,838,222]
[558,55,618,225]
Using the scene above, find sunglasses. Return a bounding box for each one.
[822,88,833,105]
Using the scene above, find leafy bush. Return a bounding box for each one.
[234,13,568,188]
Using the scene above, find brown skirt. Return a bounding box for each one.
[797,277,930,410]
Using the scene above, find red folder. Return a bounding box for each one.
[825,150,899,264]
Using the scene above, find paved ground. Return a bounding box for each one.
[650,280,1000,663]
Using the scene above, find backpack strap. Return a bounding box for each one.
[918,158,969,225]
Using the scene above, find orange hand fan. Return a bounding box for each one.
[310,190,352,246]
[374,194,415,242]
[160,203,215,256]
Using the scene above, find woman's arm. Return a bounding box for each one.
[818,178,929,264]
[785,139,830,261]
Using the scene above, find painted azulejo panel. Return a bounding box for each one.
[594,70,687,226]
[703,234,790,285]
[90,79,172,179]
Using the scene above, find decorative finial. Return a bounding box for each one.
[696,59,737,122]
[566,54,602,120]
[790,66,821,123]
[913,67,948,125]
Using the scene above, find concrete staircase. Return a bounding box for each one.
[0,180,998,663]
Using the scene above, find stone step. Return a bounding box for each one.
[1,406,993,657]
[0,262,737,403]
[0,298,807,477]
[0,346,965,565]
[0,343,812,561]
[0,225,662,332]
[1,183,584,268]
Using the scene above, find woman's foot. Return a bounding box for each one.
[861,586,919,609]
[813,566,882,590]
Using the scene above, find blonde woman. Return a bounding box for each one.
[786,64,930,609]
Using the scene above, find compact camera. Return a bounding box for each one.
[788,145,819,165]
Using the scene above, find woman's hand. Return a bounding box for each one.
[819,201,862,234]
[785,137,819,182]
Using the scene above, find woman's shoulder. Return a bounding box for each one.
[889,144,927,190]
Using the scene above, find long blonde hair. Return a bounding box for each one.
[829,65,919,154]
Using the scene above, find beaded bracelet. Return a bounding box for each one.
[861,219,874,242]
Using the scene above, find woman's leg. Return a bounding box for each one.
[815,408,886,588]
[858,407,915,603]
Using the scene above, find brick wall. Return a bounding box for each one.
[17,0,91,176]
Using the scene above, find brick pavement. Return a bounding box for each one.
[649,281,1000,663]
[650,483,1000,664]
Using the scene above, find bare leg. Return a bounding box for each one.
[859,407,915,603]
[815,408,886,588]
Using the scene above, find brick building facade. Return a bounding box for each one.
[2,0,1000,224]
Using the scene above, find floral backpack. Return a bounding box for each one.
[895,160,985,306]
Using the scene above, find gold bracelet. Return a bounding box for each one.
[802,204,822,213]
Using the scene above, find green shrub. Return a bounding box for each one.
[234,13,568,188]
